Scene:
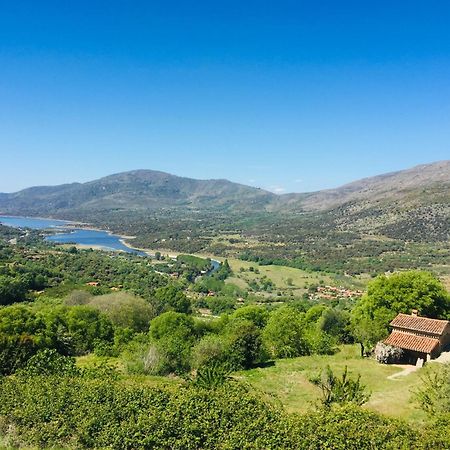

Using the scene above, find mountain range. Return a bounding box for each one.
[1,161,449,219]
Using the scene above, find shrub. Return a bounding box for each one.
[310,365,370,407]
[416,363,450,415]
[374,342,404,364]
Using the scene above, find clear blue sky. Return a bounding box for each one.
[1,1,449,193]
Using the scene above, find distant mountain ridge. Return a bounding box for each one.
[0,161,449,223]
[291,160,450,211]
[0,169,277,216]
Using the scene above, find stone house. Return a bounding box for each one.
[383,312,450,365]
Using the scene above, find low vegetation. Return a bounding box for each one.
[1,225,450,448]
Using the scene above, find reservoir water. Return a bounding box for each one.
[0,215,147,256]
[0,215,220,271]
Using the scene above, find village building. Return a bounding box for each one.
[383,312,450,365]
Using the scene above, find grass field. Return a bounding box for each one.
[222,257,368,296]
[236,345,432,423]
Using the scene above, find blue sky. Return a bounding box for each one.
[1,1,449,193]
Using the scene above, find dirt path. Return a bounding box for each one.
[387,365,419,380]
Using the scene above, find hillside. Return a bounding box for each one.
[1,162,449,271]
[0,169,276,216]
[2,162,449,216]
[287,160,450,212]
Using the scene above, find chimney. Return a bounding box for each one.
[411,309,418,317]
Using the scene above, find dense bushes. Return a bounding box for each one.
[0,368,446,449]
[0,304,114,374]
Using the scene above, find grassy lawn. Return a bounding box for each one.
[236,345,430,423]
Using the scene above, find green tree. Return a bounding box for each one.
[149,311,197,374]
[231,305,269,328]
[351,271,450,355]
[154,285,192,314]
[263,305,308,358]
[88,292,156,332]
[222,318,266,369]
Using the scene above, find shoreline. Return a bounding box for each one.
[1,214,220,264]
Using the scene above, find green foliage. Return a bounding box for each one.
[0,303,114,373]
[177,254,211,272]
[0,274,30,305]
[293,404,420,450]
[213,259,232,281]
[191,334,228,369]
[190,361,233,388]
[1,369,446,450]
[222,318,267,370]
[310,365,371,407]
[304,327,337,355]
[231,305,269,328]
[317,308,353,344]
[351,271,450,354]
[205,295,236,315]
[416,363,450,415]
[19,349,78,376]
[149,312,197,374]
[0,335,38,376]
[154,285,192,314]
[87,292,156,332]
[0,374,290,449]
[263,305,308,358]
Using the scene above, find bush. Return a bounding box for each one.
[292,404,420,450]
[149,312,198,374]
[222,318,267,370]
[374,342,404,364]
[416,363,450,415]
[87,292,156,332]
[310,365,370,407]
[0,374,290,449]
[191,334,228,369]
[19,349,78,376]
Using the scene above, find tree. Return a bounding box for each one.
[231,305,269,329]
[262,306,308,358]
[0,275,29,305]
[192,334,228,369]
[154,285,192,314]
[87,292,156,332]
[317,308,352,344]
[222,318,266,370]
[149,312,197,374]
[351,271,450,355]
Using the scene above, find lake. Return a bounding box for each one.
[0,215,220,270]
[0,215,147,256]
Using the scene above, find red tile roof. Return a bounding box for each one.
[384,331,439,354]
[390,313,450,336]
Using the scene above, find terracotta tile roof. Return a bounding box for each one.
[384,331,439,354]
[390,313,450,336]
